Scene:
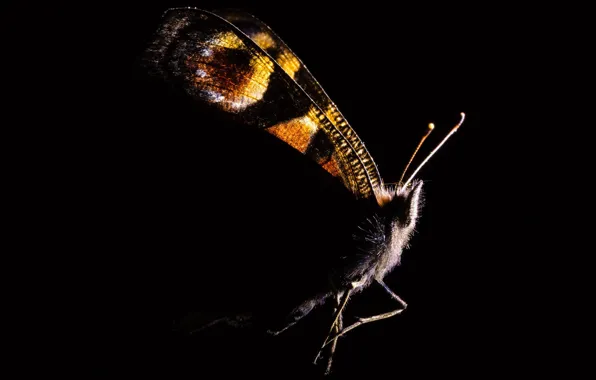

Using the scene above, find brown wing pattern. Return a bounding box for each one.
[213,9,384,196]
[143,8,380,199]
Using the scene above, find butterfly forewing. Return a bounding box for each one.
[143,8,381,200]
[212,9,384,197]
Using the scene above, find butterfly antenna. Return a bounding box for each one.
[403,112,466,188]
[399,123,435,185]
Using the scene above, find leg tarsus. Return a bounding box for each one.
[324,307,342,375]
[322,307,405,348]
[314,288,351,364]
[314,279,367,366]
[321,279,407,349]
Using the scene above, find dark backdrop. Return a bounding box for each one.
[39,1,573,378]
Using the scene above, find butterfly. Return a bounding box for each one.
[141,7,464,375]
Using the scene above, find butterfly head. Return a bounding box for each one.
[361,112,465,281]
[368,112,466,277]
[355,181,423,281]
[376,180,424,236]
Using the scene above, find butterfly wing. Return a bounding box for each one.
[143,8,381,200]
[212,9,384,192]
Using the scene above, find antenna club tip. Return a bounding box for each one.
[428,123,435,130]
[453,112,466,131]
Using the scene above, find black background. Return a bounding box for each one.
[28,1,582,378]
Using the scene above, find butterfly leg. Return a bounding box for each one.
[324,295,344,375]
[314,278,366,365]
[321,279,407,348]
